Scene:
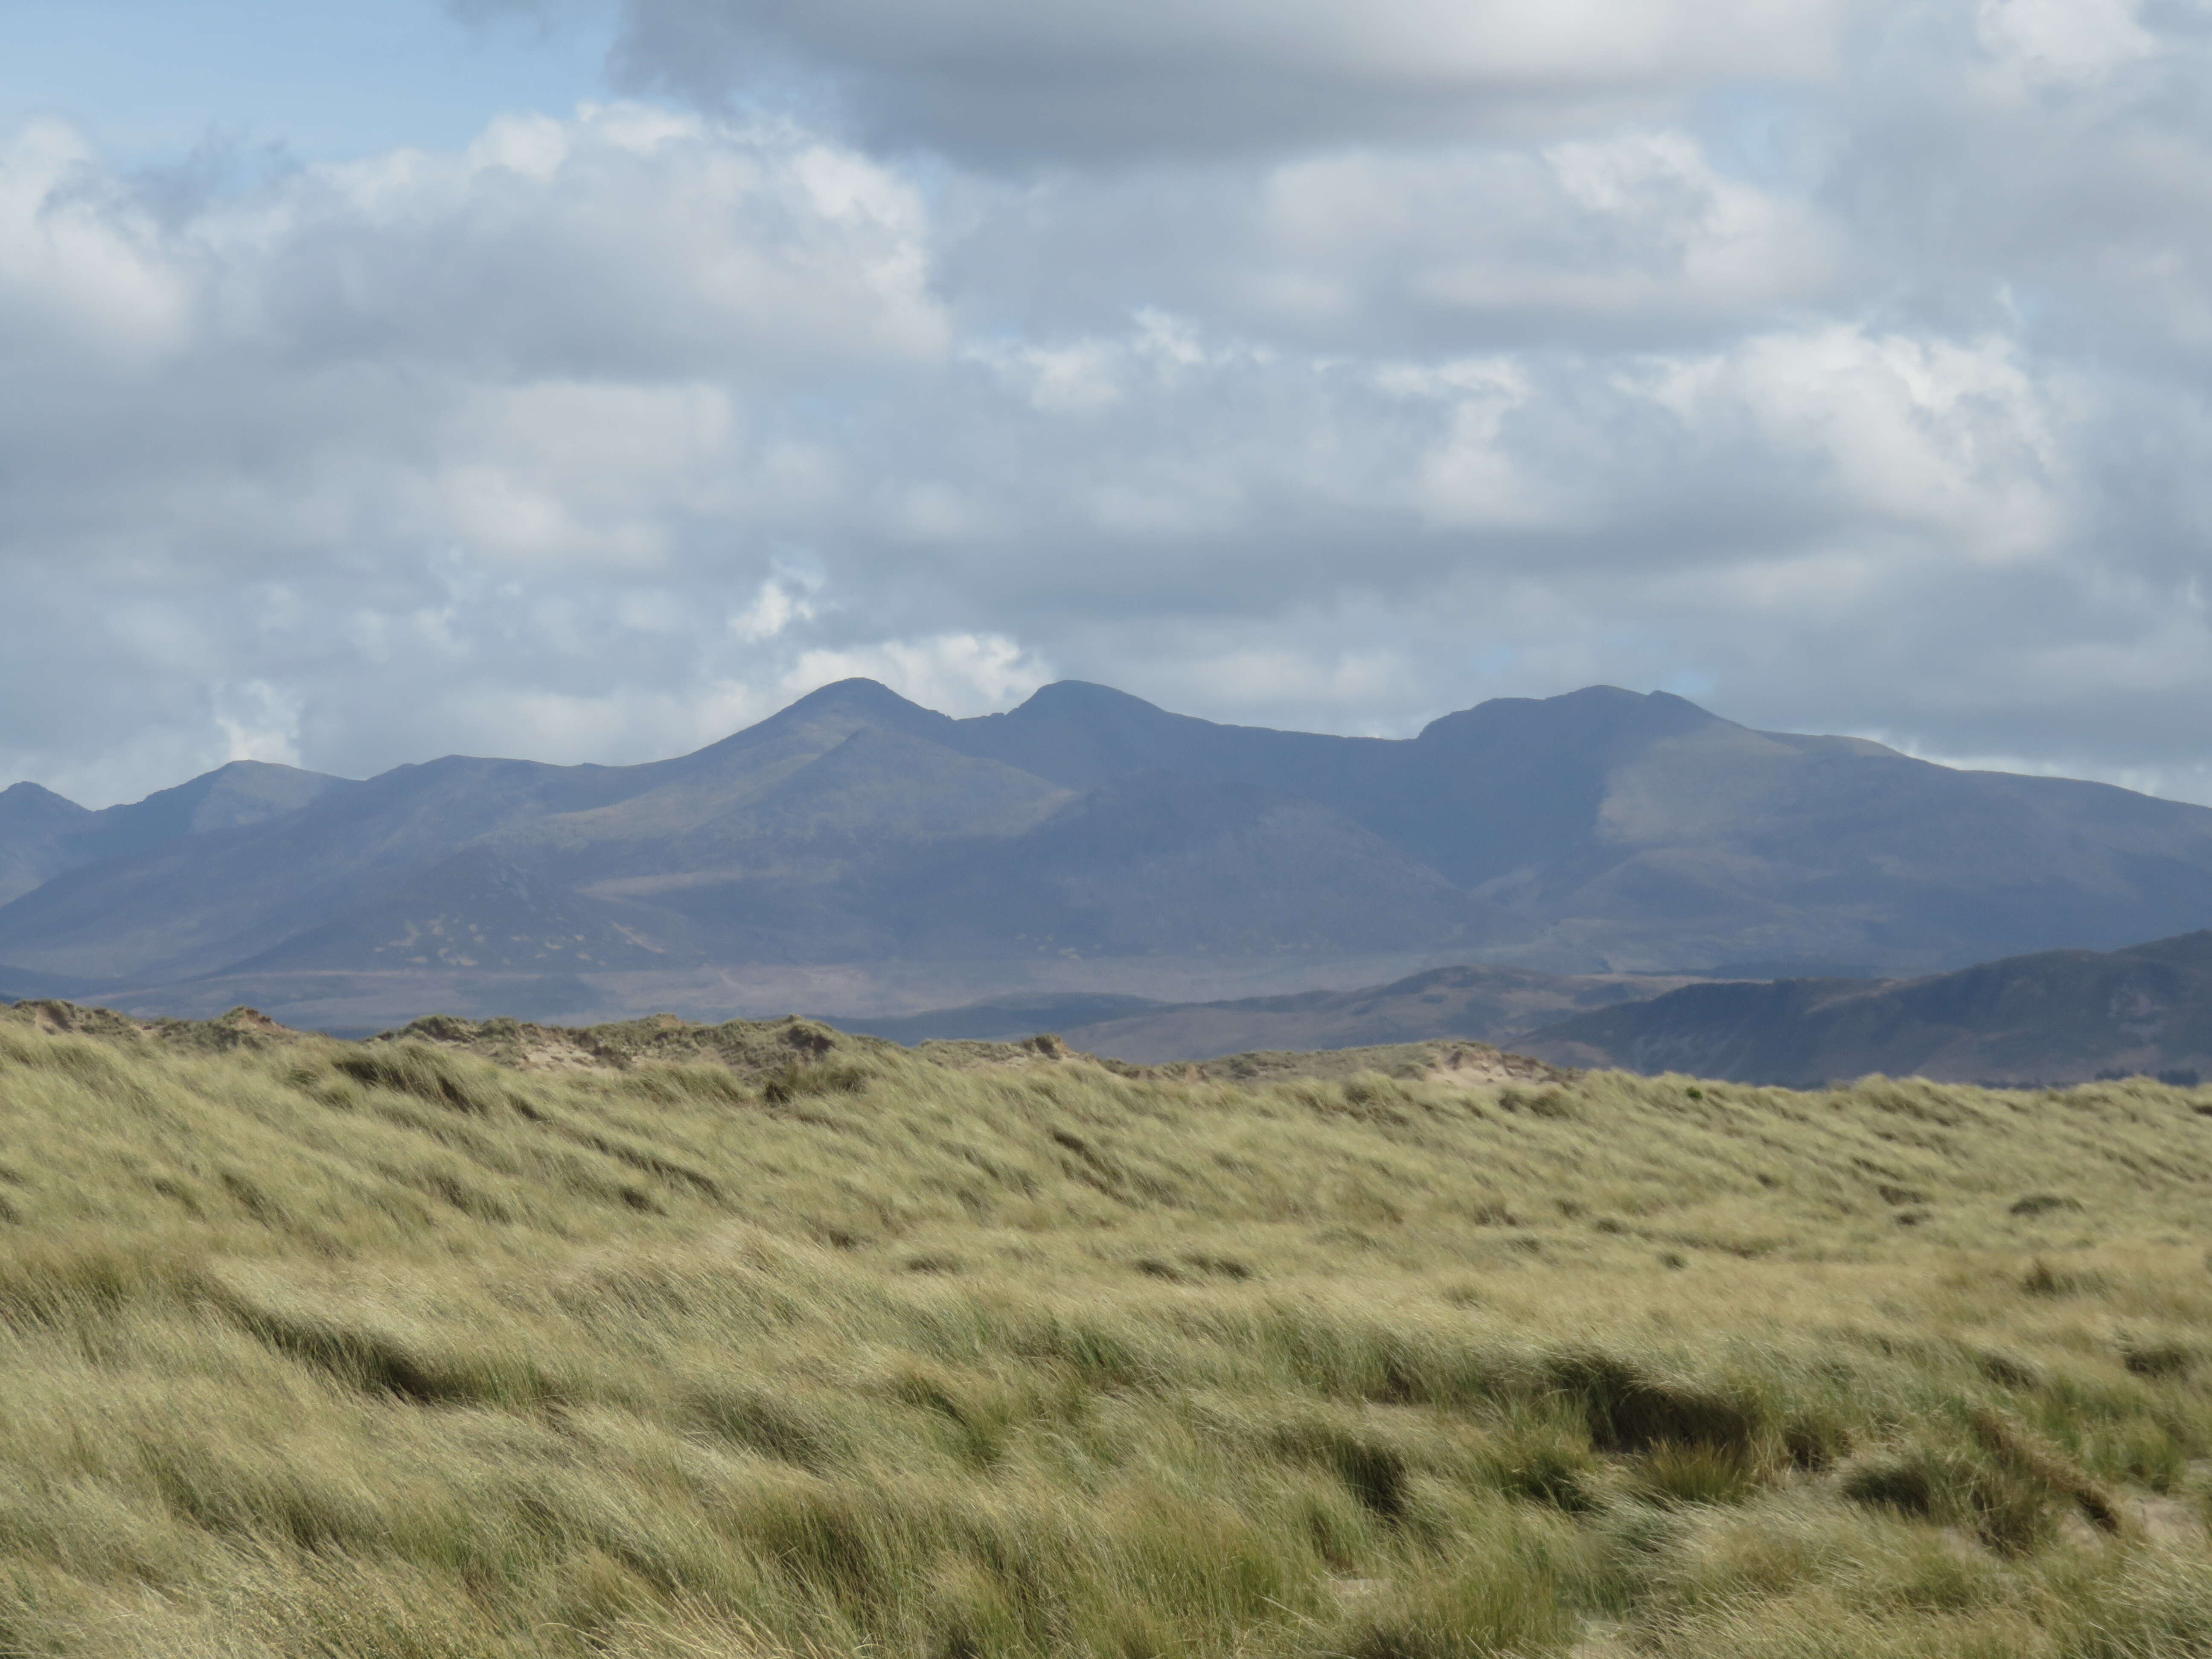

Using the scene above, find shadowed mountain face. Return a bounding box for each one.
[6,678,2212,1027]
[1521,931,2212,1086]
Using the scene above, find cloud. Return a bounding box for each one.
[586,0,1857,160]
[212,681,307,768]
[730,574,819,643]
[0,122,194,364]
[233,104,949,378]
[0,104,952,800]
[3,0,2212,819]
[1975,0,2160,89]
[926,133,1841,359]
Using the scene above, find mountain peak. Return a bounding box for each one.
[675,677,957,771]
[946,678,1224,789]
[203,759,320,781]
[1,780,87,809]
[1009,681,1171,718]
[747,677,957,742]
[783,678,943,719]
[1417,684,1719,747]
[0,781,92,833]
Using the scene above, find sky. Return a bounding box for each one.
[2,0,2210,808]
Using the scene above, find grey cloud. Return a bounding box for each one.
[241,114,947,378]
[1815,0,2212,354]
[581,0,1856,161]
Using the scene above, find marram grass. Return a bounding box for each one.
[3,1008,2212,1655]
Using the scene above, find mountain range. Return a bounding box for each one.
[6,678,2212,1030]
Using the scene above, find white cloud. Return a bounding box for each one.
[730,575,816,642]
[1257,133,1838,333]
[1976,0,2159,88]
[0,121,193,362]
[1379,358,1555,528]
[213,681,306,768]
[972,338,1127,413]
[1640,326,2069,561]
[200,102,949,378]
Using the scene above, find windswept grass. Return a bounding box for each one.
[3,1005,2212,1655]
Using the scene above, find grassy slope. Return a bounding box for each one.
[5,1008,2212,1656]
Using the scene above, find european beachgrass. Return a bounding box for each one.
[3,1008,2212,1657]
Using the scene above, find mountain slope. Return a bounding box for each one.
[231,847,706,974]
[1504,716,2212,968]
[0,784,91,906]
[1523,930,2212,1085]
[0,755,629,979]
[554,726,1073,900]
[87,760,359,863]
[495,680,975,867]
[879,771,1516,958]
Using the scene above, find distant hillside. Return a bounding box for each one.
[0,762,353,907]
[1522,930,2212,1086]
[842,963,1703,1062]
[10,678,2212,1027]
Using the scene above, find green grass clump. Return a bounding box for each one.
[3,1006,2212,1655]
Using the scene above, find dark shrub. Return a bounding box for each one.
[1546,1352,1755,1457]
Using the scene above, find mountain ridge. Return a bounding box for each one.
[9,679,2212,1029]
